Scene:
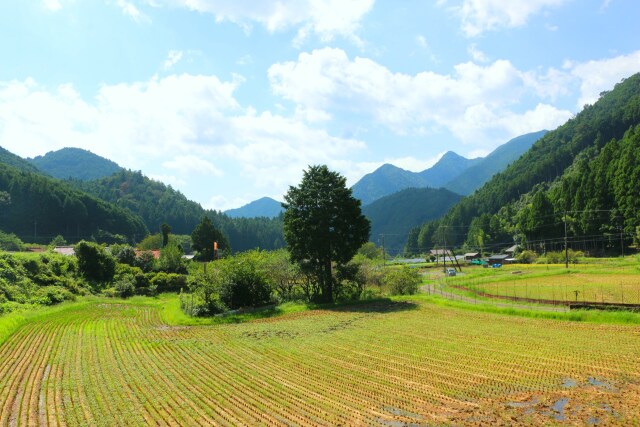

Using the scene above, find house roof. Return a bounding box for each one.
[54,246,75,256]
[430,249,449,255]
[505,245,518,253]
[464,252,479,257]
[489,254,509,260]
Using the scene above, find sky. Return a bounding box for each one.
[0,0,639,211]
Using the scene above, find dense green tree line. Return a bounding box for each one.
[0,163,148,244]
[71,170,284,252]
[407,74,640,254]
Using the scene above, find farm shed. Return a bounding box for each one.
[488,254,510,265]
[464,252,480,261]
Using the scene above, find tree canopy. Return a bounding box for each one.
[191,216,229,261]
[283,165,370,303]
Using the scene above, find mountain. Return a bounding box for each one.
[225,197,284,218]
[362,187,462,255]
[443,130,547,195]
[28,147,122,181]
[0,162,148,244]
[72,170,285,252]
[0,146,40,173]
[351,133,542,206]
[408,73,640,254]
[419,152,481,188]
[350,164,430,206]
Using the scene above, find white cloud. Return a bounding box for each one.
[117,0,151,23]
[449,0,571,37]
[570,50,640,108]
[156,0,374,45]
[163,50,183,70]
[0,73,365,206]
[163,155,223,176]
[268,47,572,147]
[416,35,428,49]
[42,0,63,11]
[467,43,488,62]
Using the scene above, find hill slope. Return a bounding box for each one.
[0,146,40,173]
[419,151,481,188]
[0,162,148,244]
[444,130,547,195]
[351,164,430,206]
[362,187,462,255]
[409,73,640,254]
[28,147,122,181]
[225,197,284,218]
[72,170,284,252]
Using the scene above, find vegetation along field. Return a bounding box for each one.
[438,257,640,307]
[1,295,639,425]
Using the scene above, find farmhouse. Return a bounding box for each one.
[504,245,519,257]
[463,252,480,261]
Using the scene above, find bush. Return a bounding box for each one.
[218,251,272,309]
[74,241,116,283]
[34,286,76,305]
[111,244,137,266]
[383,267,421,296]
[149,272,187,293]
[517,250,538,264]
[0,231,25,251]
[113,278,136,298]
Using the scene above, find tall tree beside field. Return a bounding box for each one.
[283,165,370,303]
[191,216,229,261]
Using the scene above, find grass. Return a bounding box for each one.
[432,258,640,305]
[2,295,639,425]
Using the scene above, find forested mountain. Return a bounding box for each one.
[443,130,547,195]
[0,162,148,244]
[407,74,640,256]
[351,133,542,206]
[225,197,284,218]
[362,187,462,255]
[72,170,284,252]
[0,146,40,173]
[419,152,481,188]
[351,164,430,206]
[29,147,122,181]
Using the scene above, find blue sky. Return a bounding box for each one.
[1,0,639,210]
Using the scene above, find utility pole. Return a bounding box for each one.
[620,226,624,258]
[564,211,568,269]
[381,234,386,266]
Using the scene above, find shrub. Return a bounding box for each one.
[149,272,187,293]
[34,286,76,305]
[218,251,272,309]
[383,267,421,296]
[114,278,136,298]
[0,231,25,251]
[517,250,538,264]
[74,241,116,283]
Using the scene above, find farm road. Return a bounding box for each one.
[420,283,568,313]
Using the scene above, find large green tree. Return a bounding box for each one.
[191,216,229,261]
[283,165,370,303]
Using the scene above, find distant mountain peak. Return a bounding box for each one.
[28,147,121,181]
[225,197,284,218]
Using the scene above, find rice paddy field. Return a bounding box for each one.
[1,295,639,425]
[438,259,640,306]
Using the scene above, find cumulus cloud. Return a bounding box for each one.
[117,0,151,23]
[0,73,365,205]
[163,50,183,70]
[444,0,571,37]
[155,0,374,45]
[268,47,573,147]
[570,50,640,108]
[42,0,63,11]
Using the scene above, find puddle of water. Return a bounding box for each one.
[552,398,569,421]
[507,398,538,408]
[588,377,616,391]
[587,416,600,425]
[382,406,424,421]
[562,378,578,388]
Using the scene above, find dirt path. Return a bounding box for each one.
[420,284,568,313]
